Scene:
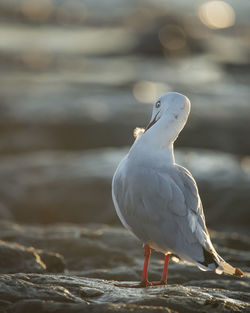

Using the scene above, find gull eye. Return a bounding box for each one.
[155,101,161,108]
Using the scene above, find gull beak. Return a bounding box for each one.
[144,112,160,132]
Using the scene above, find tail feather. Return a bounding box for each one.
[197,247,244,277]
[217,260,244,277]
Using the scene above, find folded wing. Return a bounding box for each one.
[112,162,243,276]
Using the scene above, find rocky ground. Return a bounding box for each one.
[0,221,250,313]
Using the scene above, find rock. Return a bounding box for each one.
[0,149,121,224]
[0,0,250,156]
[0,239,65,274]
[0,57,250,155]
[79,287,104,297]
[0,221,141,276]
[0,240,46,274]
[0,221,249,312]
[0,148,249,234]
[38,250,65,273]
[0,273,249,313]
[0,203,13,220]
[0,221,249,280]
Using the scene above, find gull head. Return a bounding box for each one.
[145,92,191,133]
[134,92,191,147]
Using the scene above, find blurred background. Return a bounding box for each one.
[0,0,250,235]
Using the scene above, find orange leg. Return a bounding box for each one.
[151,253,170,286]
[115,246,170,288]
[114,244,152,288]
[162,254,170,282]
[140,244,152,286]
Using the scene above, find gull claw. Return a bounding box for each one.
[114,280,153,288]
[151,280,167,286]
[114,280,167,288]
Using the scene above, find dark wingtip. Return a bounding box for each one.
[234,268,244,277]
[200,247,218,268]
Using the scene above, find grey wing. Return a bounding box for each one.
[135,165,217,266]
[113,163,232,272]
[158,166,239,274]
[115,163,217,263]
[172,165,218,259]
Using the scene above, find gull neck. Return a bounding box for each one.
[128,113,188,166]
[129,137,175,165]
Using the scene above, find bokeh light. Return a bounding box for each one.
[241,156,250,174]
[21,0,53,22]
[198,1,235,30]
[21,50,52,70]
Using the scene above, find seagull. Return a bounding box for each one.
[112,92,243,288]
